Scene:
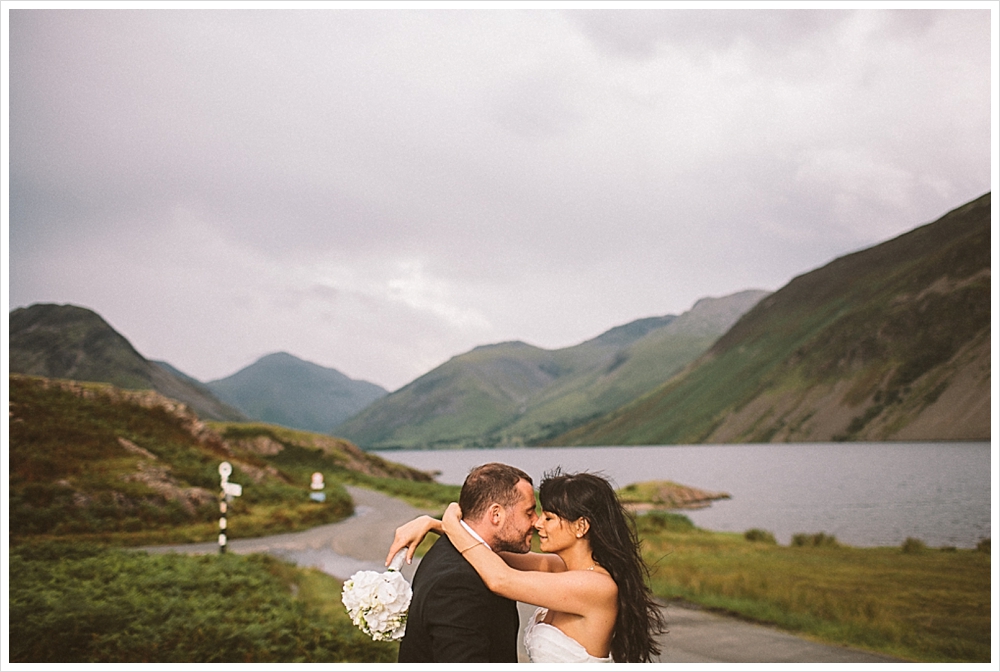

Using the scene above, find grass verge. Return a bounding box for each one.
[8,542,397,663]
[636,515,991,662]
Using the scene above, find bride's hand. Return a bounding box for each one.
[385,515,440,566]
[441,502,464,538]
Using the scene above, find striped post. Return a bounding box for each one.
[219,462,232,554]
[219,496,228,554]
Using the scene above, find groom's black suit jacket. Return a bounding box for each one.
[397,535,519,662]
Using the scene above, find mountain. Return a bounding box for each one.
[8,303,246,422]
[206,352,388,434]
[333,290,768,449]
[554,193,992,446]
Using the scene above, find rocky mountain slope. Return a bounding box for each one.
[8,304,246,422]
[334,290,768,449]
[554,193,992,445]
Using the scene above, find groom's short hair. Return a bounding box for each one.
[460,462,533,521]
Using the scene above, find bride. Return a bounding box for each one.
[386,469,664,663]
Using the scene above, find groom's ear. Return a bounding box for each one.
[487,502,505,527]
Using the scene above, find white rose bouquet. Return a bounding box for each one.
[341,548,412,641]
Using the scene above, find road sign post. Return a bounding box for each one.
[218,462,242,554]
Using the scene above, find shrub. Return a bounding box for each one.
[901,537,927,554]
[744,528,777,544]
[791,532,839,548]
[976,538,990,554]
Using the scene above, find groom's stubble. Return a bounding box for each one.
[486,479,538,554]
[492,523,533,554]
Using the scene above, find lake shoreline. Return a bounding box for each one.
[373,441,992,549]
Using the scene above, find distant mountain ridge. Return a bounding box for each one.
[333,289,769,449]
[8,304,246,422]
[7,304,389,433]
[12,195,986,448]
[554,192,992,445]
[206,352,388,434]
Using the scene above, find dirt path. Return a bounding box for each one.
[139,485,433,579]
[140,486,902,663]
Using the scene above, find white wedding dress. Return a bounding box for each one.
[523,607,613,663]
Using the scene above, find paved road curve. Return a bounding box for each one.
[141,486,902,663]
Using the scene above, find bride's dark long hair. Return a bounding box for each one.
[539,469,665,663]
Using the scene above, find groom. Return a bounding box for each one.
[397,462,538,663]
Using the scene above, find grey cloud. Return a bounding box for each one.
[565,9,852,60]
[7,8,992,389]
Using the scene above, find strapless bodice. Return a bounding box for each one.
[523,607,613,663]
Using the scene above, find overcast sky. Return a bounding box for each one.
[5,6,995,391]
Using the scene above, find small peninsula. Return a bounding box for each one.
[618,480,731,511]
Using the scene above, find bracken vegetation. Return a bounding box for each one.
[8,375,437,546]
[8,542,396,663]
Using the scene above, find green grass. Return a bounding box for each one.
[211,422,461,511]
[636,517,992,662]
[8,378,356,546]
[8,542,397,663]
[9,377,457,548]
[340,471,461,511]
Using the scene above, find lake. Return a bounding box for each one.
[373,442,993,549]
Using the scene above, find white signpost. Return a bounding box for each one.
[310,472,326,502]
[218,462,242,554]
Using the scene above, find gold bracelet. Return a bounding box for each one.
[459,541,483,554]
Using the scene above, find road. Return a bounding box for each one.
[140,485,903,663]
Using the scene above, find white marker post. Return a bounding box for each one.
[218,462,242,554]
[310,472,326,502]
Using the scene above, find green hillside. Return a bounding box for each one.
[554,193,992,446]
[334,340,575,449]
[8,374,437,546]
[501,290,770,444]
[9,304,246,422]
[334,291,767,449]
[206,352,387,434]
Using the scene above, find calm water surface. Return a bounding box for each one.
[373,442,993,549]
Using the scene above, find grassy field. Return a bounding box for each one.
[636,512,992,663]
[8,542,397,663]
